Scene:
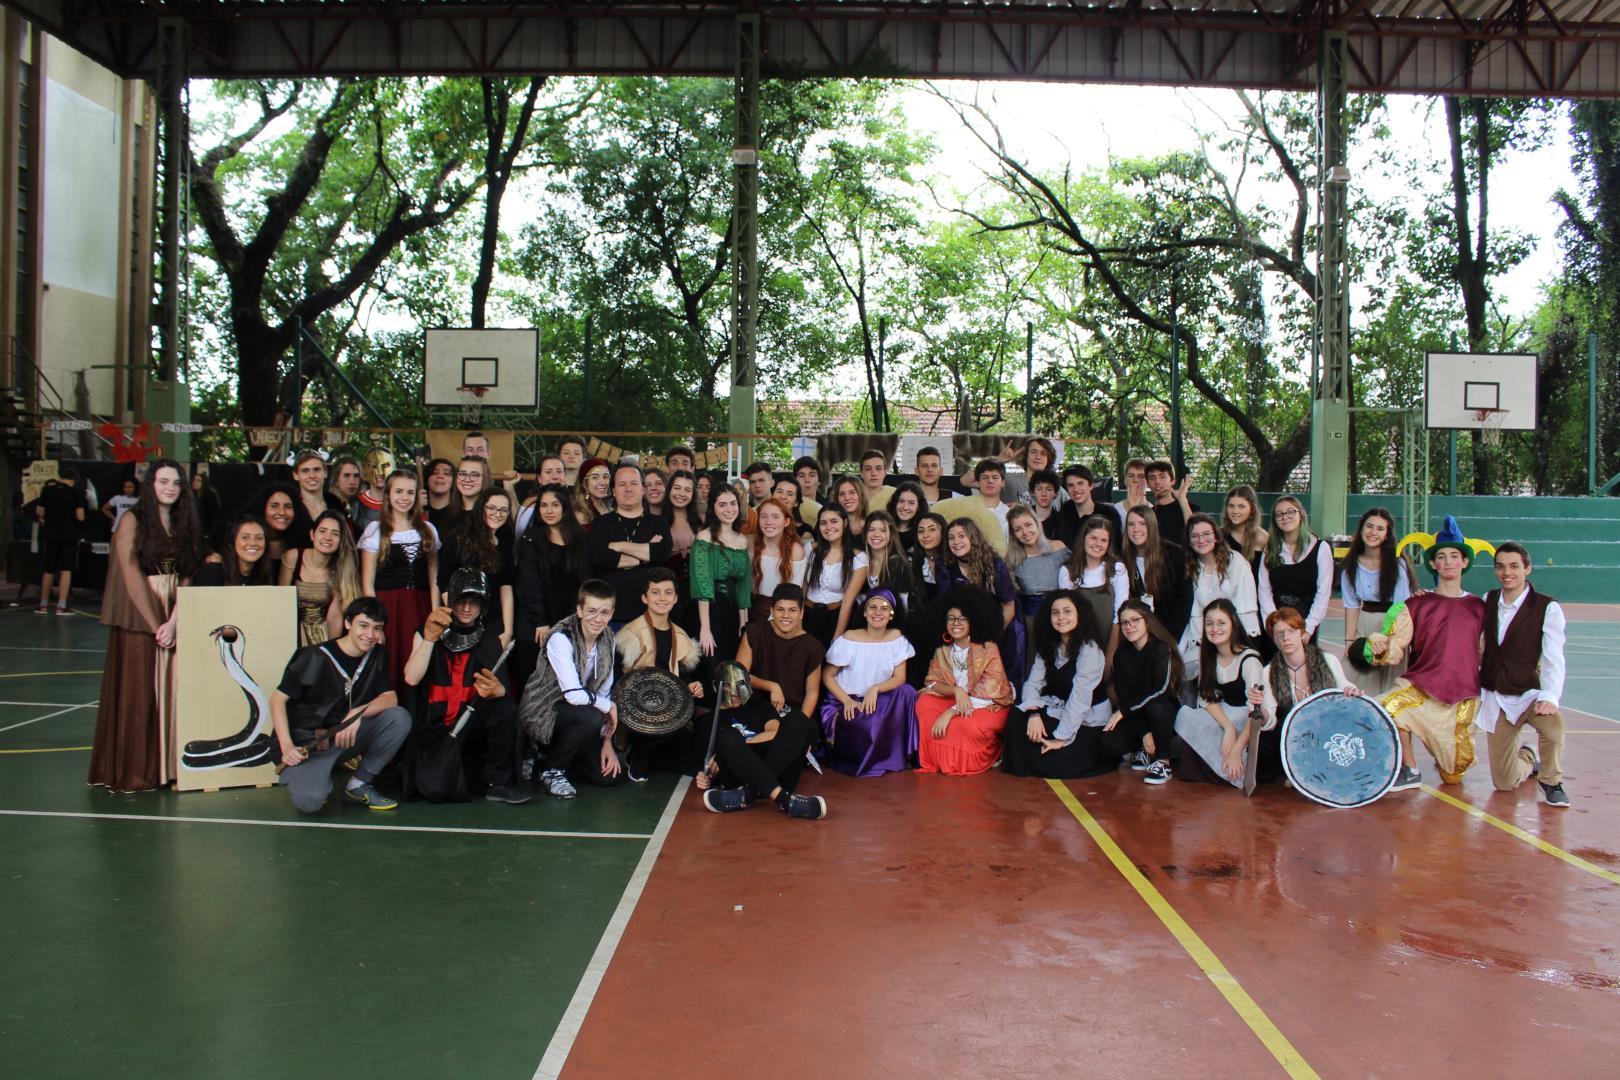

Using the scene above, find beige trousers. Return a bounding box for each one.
[1485,708,1564,790]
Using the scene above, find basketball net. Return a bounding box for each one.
[458,385,487,427]
[1474,407,1507,447]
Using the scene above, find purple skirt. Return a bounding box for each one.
[818,685,919,777]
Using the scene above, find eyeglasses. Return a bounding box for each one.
[485,507,511,517]
[456,471,483,480]
[945,615,969,624]
[1274,507,1300,519]
[1119,617,1146,629]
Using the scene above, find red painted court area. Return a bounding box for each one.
[556,712,1620,1079]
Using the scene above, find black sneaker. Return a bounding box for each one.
[703,787,753,814]
[1519,745,1540,779]
[782,793,827,820]
[1390,765,1422,792]
[1540,782,1570,808]
[1129,749,1152,771]
[485,783,533,805]
[1143,760,1171,785]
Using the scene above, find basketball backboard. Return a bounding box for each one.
[423,328,539,408]
[1423,352,1538,431]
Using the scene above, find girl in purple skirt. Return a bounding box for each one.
[818,589,918,776]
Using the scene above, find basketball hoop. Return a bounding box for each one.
[457,385,489,426]
[1473,407,1508,447]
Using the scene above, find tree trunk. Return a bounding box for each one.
[1445,95,1497,494]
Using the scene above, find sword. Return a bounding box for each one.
[450,639,517,737]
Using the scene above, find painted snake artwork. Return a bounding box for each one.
[180,625,277,771]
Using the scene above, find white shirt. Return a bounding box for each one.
[1258,653,1350,731]
[1475,587,1566,734]
[106,495,138,531]
[1257,535,1335,635]
[1183,556,1260,650]
[546,632,615,714]
[357,520,439,552]
[757,540,810,599]
[806,551,868,605]
[825,634,914,698]
[1018,642,1108,743]
[1055,562,1131,623]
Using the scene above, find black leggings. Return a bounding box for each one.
[1101,696,1179,763]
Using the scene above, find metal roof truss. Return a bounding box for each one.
[9,1,1620,97]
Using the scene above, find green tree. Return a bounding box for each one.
[189,80,495,427]
[1555,101,1620,484]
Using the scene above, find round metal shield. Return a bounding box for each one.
[614,667,695,737]
[1280,688,1402,809]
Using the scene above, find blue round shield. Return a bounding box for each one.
[1280,689,1402,809]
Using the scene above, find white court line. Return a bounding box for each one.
[0,699,98,708]
[533,777,690,1080]
[0,809,654,841]
[0,702,97,734]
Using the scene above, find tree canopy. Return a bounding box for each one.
[182,76,1611,494]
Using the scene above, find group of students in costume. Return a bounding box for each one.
[86,437,1573,816]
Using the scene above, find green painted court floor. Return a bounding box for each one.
[0,605,680,1080]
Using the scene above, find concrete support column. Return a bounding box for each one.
[727,13,759,465]
[1310,30,1351,535]
[150,19,190,458]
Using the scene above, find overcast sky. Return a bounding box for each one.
[899,81,1573,320]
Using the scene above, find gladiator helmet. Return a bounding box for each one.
[362,446,395,490]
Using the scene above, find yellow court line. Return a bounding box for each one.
[0,745,91,754]
[0,671,101,680]
[1420,784,1620,886]
[1045,780,1321,1080]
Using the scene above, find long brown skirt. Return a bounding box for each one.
[88,627,167,792]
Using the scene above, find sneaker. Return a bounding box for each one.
[55,606,73,616]
[1129,749,1152,771]
[540,769,577,800]
[342,782,398,811]
[1518,745,1540,779]
[626,765,650,784]
[1540,782,1570,808]
[485,783,533,805]
[703,786,753,814]
[33,605,47,614]
[1390,765,1422,792]
[1143,760,1171,785]
[782,793,827,820]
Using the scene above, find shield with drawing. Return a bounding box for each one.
[1280,689,1402,809]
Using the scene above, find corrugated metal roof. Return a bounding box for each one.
[6,0,1618,95]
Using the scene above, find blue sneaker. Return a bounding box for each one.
[703,787,753,814]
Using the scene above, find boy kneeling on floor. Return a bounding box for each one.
[272,597,410,813]
[520,578,627,799]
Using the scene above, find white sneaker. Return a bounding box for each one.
[540,768,577,799]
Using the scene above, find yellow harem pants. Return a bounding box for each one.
[1381,681,1479,785]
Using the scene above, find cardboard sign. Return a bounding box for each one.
[22,460,60,504]
[174,586,298,792]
